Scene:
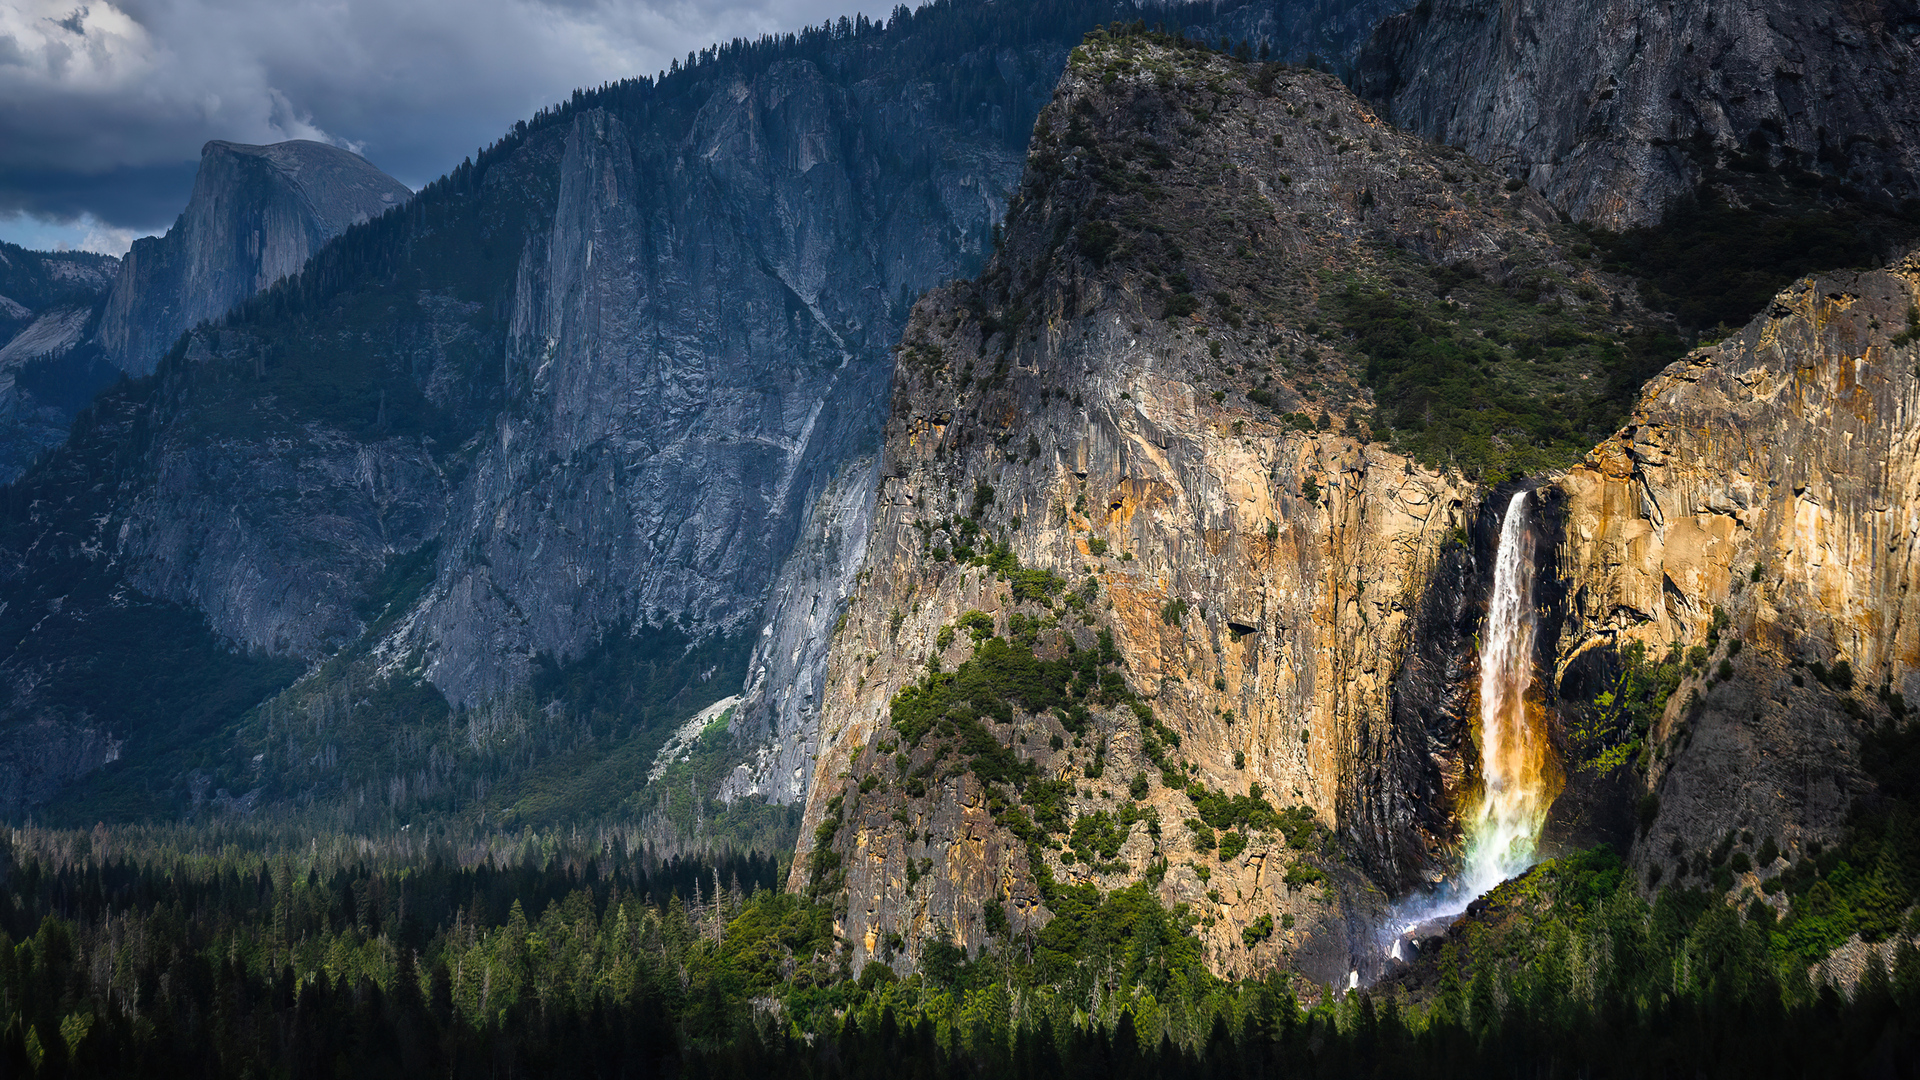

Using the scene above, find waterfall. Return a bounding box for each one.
[1461,489,1555,895]
[1381,490,1560,963]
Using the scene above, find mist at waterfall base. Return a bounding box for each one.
[1381,491,1561,965]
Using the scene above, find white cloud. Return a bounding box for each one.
[0,209,153,255]
[72,212,146,254]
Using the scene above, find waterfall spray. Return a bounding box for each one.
[1381,490,1561,962]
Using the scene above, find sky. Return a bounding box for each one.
[0,0,859,254]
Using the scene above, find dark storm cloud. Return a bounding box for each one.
[0,0,858,238]
[0,159,198,226]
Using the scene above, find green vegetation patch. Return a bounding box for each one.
[649,711,804,857]
[467,622,756,829]
[892,627,1128,783]
[1030,879,1203,987]
[1568,639,1685,774]
[1067,804,1157,865]
[23,594,304,823]
[1335,272,1682,480]
[1766,714,1920,963]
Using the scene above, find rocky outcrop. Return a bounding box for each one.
[1552,251,1920,882]
[97,140,410,375]
[0,307,106,480]
[790,34,1643,981]
[1356,0,1920,228]
[0,244,118,334]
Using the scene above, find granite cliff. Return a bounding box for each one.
[1551,252,1920,895]
[788,26,1920,988]
[1356,0,1920,229]
[789,31,1664,982]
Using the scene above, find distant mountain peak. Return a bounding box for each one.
[97,138,411,375]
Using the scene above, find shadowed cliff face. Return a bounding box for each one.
[17,58,1056,687]
[0,244,119,482]
[1356,0,1920,228]
[790,35,1655,982]
[1552,251,1920,890]
[402,74,1034,708]
[115,334,453,663]
[723,455,880,806]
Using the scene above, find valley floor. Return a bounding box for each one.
[3,824,1917,1077]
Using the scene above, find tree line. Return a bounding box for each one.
[1,825,1915,1078]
